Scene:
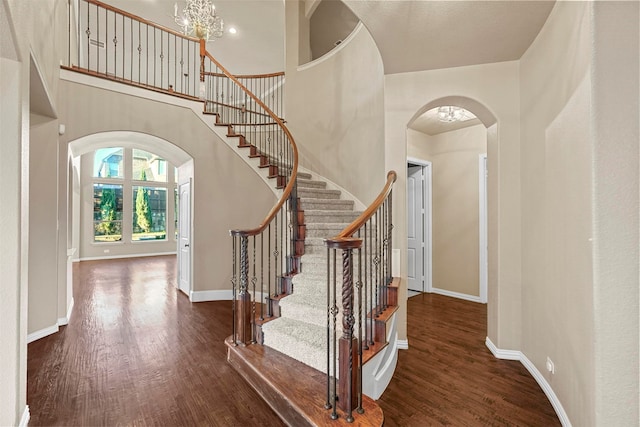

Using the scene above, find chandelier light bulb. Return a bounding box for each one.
[174,0,224,41]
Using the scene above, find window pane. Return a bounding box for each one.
[132,186,167,241]
[93,184,123,242]
[94,148,124,178]
[133,149,168,182]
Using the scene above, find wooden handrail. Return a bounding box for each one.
[83,0,199,42]
[202,41,298,238]
[325,171,397,246]
[206,99,273,118]
[203,70,285,79]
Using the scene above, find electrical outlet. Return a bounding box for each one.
[104,249,110,253]
[546,357,555,374]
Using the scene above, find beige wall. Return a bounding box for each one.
[385,61,521,346]
[0,55,29,427]
[520,2,593,424]
[521,2,639,424]
[409,124,487,297]
[590,2,638,424]
[28,118,61,334]
[285,0,386,206]
[59,81,276,294]
[1,0,66,423]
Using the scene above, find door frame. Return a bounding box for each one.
[479,154,488,303]
[407,157,432,293]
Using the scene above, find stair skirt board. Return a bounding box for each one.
[362,312,398,400]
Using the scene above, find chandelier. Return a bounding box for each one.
[437,106,466,122]
[174,0,224,41]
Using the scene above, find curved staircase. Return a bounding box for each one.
[65,2,396,424]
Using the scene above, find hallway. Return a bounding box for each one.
[28,256,559,426]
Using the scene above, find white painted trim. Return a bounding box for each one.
[190,290,270,304]
[19,405,30,427]
[79,251,177,262]
[58,297,75,326]
[478,154,488,303]
[485,337,572,426]
[397,339,409,350]
[431,287,482,303]
[484,336,520,360]
[27,324,59,344]
[407,157,433,294]
[190,289,232,302]
[297,22,364,72]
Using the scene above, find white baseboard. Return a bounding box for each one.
[484,336,520,360]
[58,297,75,326]
[485,337,572,426]
[397,339,409,350]
[79,251,177,261]
[190,290,269,303]
[431,287,482,303]
[19,405,29,427]
[27,324,59,344]
[190,289,232,302]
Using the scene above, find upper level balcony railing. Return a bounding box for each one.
[67,0,284,119]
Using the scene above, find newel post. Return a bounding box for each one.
[330,238,362,421]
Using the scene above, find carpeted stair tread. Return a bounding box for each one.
[297,178,327,189]
[300,198,354,211]
[298,187,342,199]
[262,317,329,373]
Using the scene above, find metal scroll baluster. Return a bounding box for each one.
[231,237,237,347]
[356,244,364,415]
[251,236,257,344]
[325,246,332,411]
[330,249,338,420]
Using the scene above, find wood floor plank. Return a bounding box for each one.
[377,293,561,427]
[28,258,560,426]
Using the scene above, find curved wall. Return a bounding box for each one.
[285,4,386,205]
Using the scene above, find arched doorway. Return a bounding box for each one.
[406,96,497,324]
[68,131,194,296]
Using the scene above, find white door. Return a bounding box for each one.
[407,165,424,292]
[178,181,191,295]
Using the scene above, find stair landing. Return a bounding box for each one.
[226,336,384,427]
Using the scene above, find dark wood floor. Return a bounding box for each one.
[28,256,559,426]
[378,293,560,426]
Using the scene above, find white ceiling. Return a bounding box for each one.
[100,0,556,135]
[343,0,556,75]
[101,1,555,77]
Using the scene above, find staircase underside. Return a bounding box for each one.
[226,336,384,427]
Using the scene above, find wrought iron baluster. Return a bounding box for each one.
[231,236,237,347]
[331,249,338,420]
[356,245,364,414]
[251,236,257,344]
